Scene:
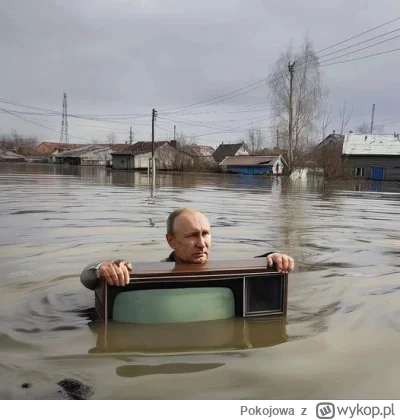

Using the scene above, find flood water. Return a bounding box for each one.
[0,163,399,399]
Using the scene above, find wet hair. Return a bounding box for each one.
[166,208,205,235]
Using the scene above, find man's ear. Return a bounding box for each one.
[166,233,175,248]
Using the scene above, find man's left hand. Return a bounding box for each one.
[266,253,294,273]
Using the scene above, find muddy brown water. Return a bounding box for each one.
[0,163,399,399]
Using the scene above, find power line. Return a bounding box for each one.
[316,16,400,54]
[316,28,400,61]
[158,113,276,132]
[189,115,278,139]
[318,34,400,65]
[158,44,400,139]
[0,98,151,121]
[160,42,399,120]
[378,119,400,127]
[319,46,400,67]
[0,106,92,142]
[157,16,400,114]
[0,36,398,127]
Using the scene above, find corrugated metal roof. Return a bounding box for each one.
[0,147,26,160]
[315,134,344,150]
[55,145,111,159]
[191,145,215,156]
[16,146,44,156]
[212,143,248,163]
[343,133,400,155]
[219,155,280,166]
[35,142,85,153]
[111,141,170,156]
[179,145,215,158]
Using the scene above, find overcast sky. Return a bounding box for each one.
[1,0,400,147]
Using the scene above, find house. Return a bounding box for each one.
[54,145,112,166]
[14,146,48,163]
[178,144,216,169]
[212,142,249,164]
[342,133,400,181]
[186,145,215,161]
[111,141,176,170]
[35,142,84,155]
[108,143,134,152]
[219,155,287,175]
[312,132,345,179]
[314,132,345,152]
[34,141,86,163]
[0,147,26,163]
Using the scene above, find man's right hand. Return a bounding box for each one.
[98,260,133,286]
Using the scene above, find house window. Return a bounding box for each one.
[355,168,365,176]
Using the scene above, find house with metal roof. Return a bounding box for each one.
[314,132,345,152]
[54,145,112,166]
[35,142,85,155]
[342,133,400,181]
[111,141,176,170]
[0,147,26,163]
[177,144,216,169]
[212,142,249,164]
[219,155,287,175]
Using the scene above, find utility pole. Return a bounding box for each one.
[174,125,176,141]
[370,104,375,134]
[276,128,279,149]
[288,62,295,171]
[151,108,157,185]
[129,126,133,145]
[152,109,157,158]
[59,91,69,144]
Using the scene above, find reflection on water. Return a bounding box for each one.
[89,317,288,354]
[115,363,225,378]
[0,163,400,399]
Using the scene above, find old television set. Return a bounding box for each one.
[94,258,288,325]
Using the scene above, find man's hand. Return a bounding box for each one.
[266,253,294,273]
[98,260,133,286]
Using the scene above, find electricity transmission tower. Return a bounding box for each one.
[59,91,69,144]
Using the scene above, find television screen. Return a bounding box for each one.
[94,258,287,324]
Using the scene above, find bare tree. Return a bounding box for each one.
[107,132,116,144]
[312,141,348,180]
[156,133,191,171]
[245,126,265,155]
[0,130,38,150]
[157,133,217,172]
[338,101,353,134]
[355,122,370,133]
[356,122,385,134]
[268,38,323,172]
[374,124,385,134]
[320,106,332,140]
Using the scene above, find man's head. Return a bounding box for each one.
[166,208,211,264]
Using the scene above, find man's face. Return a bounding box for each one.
[166,211,211,263]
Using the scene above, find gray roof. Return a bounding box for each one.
[343,133,400,156]
[187,145,215,157]
[111,141,170,156]
[55,145,112,159]
[0,147,26,161]
[315,133,344,150]
[212,143,247,163]
[219,155,282,166]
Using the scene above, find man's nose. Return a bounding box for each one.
[196,235,206,248]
